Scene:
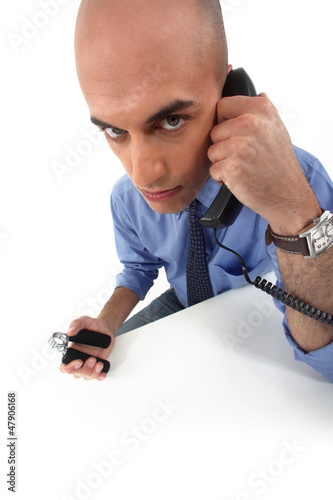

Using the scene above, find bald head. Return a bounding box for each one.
[74,0,229,212]
[75,0,228,93]
[194,0,228,86]
[192,0,227,62]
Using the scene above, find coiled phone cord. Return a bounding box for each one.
[213,229,333,327]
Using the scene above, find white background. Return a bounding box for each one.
[1,0,332,498]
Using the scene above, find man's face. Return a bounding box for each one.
[75,0,224,214]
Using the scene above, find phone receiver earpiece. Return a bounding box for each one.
[222,68,257,98]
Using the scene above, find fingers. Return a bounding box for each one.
[67,315,111,338]
[211,95,276,146]
[208,94,279,174]
[60,357,107,381]
[208,135,255,170]
[210,113,259,146]
[216,93,273,124]
[58,315,115,382]
[67,316,115,355]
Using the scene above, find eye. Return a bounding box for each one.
[159,115,185,131]
[104,127,125,140]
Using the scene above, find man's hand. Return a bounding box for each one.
[208,93,321,235]
[60,316,115,381]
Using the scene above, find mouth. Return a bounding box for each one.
[140,186,182,202]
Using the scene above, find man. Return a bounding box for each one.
[60,0,333,382]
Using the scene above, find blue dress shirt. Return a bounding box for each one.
[110,146,333,382]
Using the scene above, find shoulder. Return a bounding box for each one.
[293,145,331,181]
[110,175,140,226]
[110,174,144,209]
[111,174,136,198]
[110,175,165,228]
[293,145,333,210]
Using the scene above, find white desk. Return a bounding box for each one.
[6,278,333,500]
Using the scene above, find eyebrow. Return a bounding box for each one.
[90,99,197,130]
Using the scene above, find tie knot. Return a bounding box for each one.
[186,199,199,223]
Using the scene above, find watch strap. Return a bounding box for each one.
[265,226,310,256]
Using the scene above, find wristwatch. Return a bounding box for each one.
[266,210,333,258]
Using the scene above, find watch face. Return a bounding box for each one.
[313,219,333,254]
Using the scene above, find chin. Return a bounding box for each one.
[145,201,186,215]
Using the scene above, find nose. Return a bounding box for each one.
[130,134,165,188]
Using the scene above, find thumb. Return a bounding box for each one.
[67,315,95,337]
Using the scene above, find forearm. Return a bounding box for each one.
[207,92,333,354]
[275,246,333,352]
[98,286,140,333]
[267,185,333,352]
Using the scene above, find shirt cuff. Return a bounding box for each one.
[115,269,157,301]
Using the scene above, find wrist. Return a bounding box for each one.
[97,310,119,335]
[266,209,333,258]
[268,202,322,236]
[97,287,140,334]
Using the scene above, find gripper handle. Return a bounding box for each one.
[62,348,110,374]
[68,329,111,349]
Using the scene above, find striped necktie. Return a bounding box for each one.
[186,199,214,306]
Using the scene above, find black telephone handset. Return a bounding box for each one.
[200,68,257,229]
[199,68,333,327]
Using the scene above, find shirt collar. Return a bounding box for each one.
[174,176,221,218]
[196,176,221,209]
